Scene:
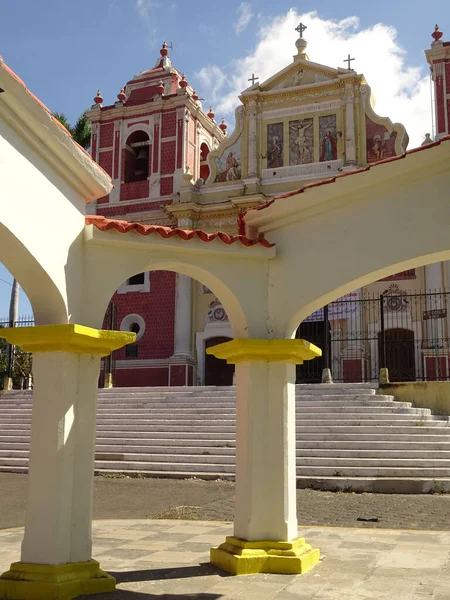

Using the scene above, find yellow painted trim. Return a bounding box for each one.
[206,338,321,364]
[210,536,320,575]
[0,325,135,357]
[0,559,115,600]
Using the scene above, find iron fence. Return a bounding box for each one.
[0,315,34,389]
[296,290,450,384]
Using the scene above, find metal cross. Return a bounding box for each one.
[344,54,355,69]
[248,73,259,85]
[295,22,307,38]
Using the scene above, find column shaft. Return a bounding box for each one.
[234,360,297,541]
[172,274,193,357]
[21,352,100,565]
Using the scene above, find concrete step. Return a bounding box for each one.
[295,466,450,477]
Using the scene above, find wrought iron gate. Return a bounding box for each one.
[296,290,450,383]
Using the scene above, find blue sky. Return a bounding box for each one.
[0,0,448,316]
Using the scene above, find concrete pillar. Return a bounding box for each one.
[425,263,445,345]
[247,101,258,178]
[206,339,321,576]
[344,85,356,165]
[21,351,100,565]
[0,324,134,600]
[172,273,193,358]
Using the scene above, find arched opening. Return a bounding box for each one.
[379,328,416,382]
[199,142,210,182]
[205,336,234,386]
[98,265,245,388]
[295,319,331,383]
[124,131,150,183]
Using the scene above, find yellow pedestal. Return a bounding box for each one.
[0,559,115,600]
[210,536,320,576]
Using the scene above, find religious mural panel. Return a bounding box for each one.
[214,136,242,182]
[319,115,338,162]
[366,116,397,163]
[289,118,314,165]
[267,123,284,169]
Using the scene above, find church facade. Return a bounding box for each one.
[87,25,450,387]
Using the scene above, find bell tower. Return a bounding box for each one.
[425,25,450,139]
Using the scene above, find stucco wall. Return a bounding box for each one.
[381,382,450,416]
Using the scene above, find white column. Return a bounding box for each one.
[21,351,100,565]
[234,360,297,541]
[425,262,445,345]
[344,85,356,165]
[247,101,258,178]
[172,273,193,357]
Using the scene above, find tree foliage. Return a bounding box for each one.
[53,111,91,150]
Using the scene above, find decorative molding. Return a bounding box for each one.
[119,313,146,341]
[262,99,342,120]
[262,159,343,181]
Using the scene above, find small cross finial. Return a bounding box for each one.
[248,73,259,85]
[295,22,307,38]
[344,53,355,69]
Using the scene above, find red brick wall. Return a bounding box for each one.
[446,63,450,94]
[160,141,176,175]
[98,150,113,176]
[98,199,171,217]
[160,177,173,196]
[162,110,177,138]
[120,180,149,201]
[115,367,169,387]
[112,270,176,361]
[100,122,114,148]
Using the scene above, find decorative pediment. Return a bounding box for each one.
[258,61,340,92]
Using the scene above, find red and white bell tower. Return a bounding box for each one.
[426,25,450,139]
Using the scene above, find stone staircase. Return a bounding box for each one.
[1,384,450,493]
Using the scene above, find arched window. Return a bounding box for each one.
[199,142,210,181]
[124,131,150,182]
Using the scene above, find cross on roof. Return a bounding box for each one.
[295,22,307,38]
[344,54,355,69]
[248,73,259,85]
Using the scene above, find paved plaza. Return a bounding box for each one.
[2,474,450,531]
[1,519,450,599]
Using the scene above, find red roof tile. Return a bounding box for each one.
[86,215,274,248]
[238,135,450,235]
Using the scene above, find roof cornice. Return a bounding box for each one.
[0,58,112,202]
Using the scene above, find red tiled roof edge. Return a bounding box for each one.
[0,56,111,182]
[239,135,450,231]
[86,215,274,248]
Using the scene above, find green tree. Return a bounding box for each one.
[53,111,91,150]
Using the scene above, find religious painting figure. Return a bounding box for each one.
[215,137,242,182]
[289,118,314,165]
[319,115,338,162]
[366,117,398,164]
[267,123,284,168]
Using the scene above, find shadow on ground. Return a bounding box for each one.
[80,594,222,599]
[111,563,229,583]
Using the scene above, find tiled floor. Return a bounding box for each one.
[1,520,450,599]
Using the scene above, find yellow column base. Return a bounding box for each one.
[0,559,115,600]
[210,536,320,576]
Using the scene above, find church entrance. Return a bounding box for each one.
[379,328,416,382]
[205,337,234,386]
[296,321,331,383]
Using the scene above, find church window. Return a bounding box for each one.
[124,131,150,182]
[128,272,145,286]
[199,142,210,181]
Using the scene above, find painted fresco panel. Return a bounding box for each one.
[366,116,397,163]
[319,114,338,162]
[289,118,314,165]
[267,123,284,168]
[214,136,242,182]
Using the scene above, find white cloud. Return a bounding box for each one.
[196,9,431,148]
[136,0,152,18]
[234,2,254,35]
